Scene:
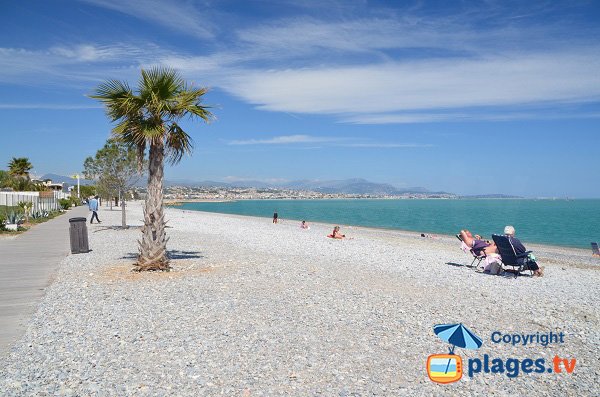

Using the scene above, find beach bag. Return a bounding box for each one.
[483,255,502,275]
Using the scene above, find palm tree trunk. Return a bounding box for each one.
[136,139,170,271]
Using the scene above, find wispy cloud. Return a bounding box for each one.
[77,0,214,38]
[0,43,170,85]
[227,134,342,145]
[344,110,600,124]
[220,49,600,118]
[2,2,600,125]
[226,134,433,149]
[49,44,148,62]
[337,143,434,148]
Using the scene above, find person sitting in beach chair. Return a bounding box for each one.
[327,226,346,239]
[493,225,544,277]
[300,220,310,229]
[458,229,497,256]
[456,233,488,268]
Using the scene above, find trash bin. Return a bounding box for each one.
[69,217,89,254]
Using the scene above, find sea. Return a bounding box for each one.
[176,199,600,249]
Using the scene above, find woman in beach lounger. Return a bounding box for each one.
[458,229,496,256]
[328,226,346,239]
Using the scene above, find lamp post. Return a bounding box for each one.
[71,174,80,198]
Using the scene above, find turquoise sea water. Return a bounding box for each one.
[177,199,600,249]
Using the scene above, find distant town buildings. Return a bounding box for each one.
[157,185,457,201]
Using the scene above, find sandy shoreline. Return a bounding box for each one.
[1,201,598,396]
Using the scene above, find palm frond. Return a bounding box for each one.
[140,67,185,116]
[89,80,139,121]
[168,86,214,122]
[165,122,193,165]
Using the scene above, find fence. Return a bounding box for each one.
[0,191,70,212]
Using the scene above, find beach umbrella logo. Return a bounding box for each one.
[426,323,483,384]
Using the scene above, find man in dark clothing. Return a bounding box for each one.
[504,225,543,276]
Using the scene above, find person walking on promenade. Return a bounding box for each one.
[89,196,101,224]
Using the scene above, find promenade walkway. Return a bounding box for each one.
[0,206,89,358]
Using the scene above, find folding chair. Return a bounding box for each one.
[492,234,534,278]
[592,242,600,257]
[456,234,486,268]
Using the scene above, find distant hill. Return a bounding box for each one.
[41,174,454,196]
[166,177,447,195]
[283,178,399,194]
[41,173,94,185]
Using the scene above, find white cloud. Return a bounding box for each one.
[49,44,148,62]
[0,44,170,85]
[227,134,342,145]
[220,49,600,118]
[344,111,600,124]
[236,17,475,57]
[2,3,600,125]
[77,0,213,39]
[226,135,433,149]
[338,143,434,148]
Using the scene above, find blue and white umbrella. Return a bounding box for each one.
[433,323,482,353]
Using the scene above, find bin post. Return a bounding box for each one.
[69,217,89,254]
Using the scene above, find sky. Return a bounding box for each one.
[1,0,599,197]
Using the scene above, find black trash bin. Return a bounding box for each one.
[69,217,89,254]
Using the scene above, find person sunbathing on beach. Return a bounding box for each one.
[300,220,310,229]
[328,226,346,239]
[458,229,496,256]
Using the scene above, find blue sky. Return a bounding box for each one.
[1,0,599,197]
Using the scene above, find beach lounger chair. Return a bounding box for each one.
[456,234,485,268]
[492,234,534,278]
[592,242,600,257]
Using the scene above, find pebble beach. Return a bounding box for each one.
[1,202,598,396]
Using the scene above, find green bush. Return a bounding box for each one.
[0,214,6,231]
[59,198,71,210]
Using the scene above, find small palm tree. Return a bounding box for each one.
[8,157,33,179]
[91,67,212,271]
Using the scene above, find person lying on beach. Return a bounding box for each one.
[327,226,346,239]
[503,225,544,277]
[300,220,310,229]
[458,229,496,256]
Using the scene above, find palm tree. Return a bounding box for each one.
[8,157,33,179]
[91,67,212,271]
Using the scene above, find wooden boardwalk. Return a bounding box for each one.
[0,206,89,358]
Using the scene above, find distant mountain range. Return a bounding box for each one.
[43,174,521,197]
[43,174,442,195]
[165,177,448,195]
[41,173,95,185]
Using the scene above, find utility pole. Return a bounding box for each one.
[71,174,80,198]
